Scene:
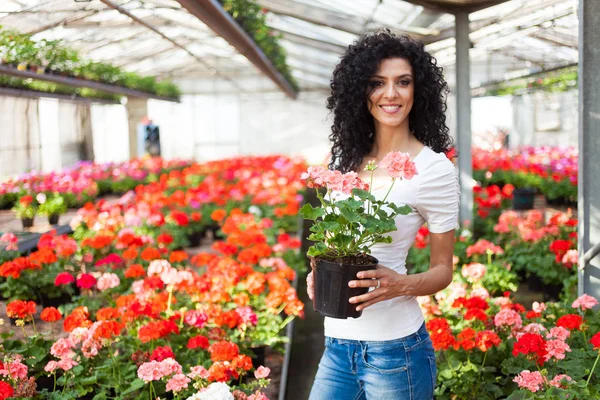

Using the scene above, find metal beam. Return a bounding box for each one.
[455,10,473,228]
[578,0,600,300]
[26,10,99,35]
[177,0,297,99]
[0,65,178,102]
[401,0,509,13]
[275,30,347,54]
[0,86,120,105]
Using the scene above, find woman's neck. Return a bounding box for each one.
[369,120,415,159]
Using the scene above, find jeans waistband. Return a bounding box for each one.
[325,321,427,346]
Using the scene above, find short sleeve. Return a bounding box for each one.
[415,156,460,233]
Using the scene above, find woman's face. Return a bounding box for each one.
[367,57,414,130]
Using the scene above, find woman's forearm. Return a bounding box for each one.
[402,264,453,297]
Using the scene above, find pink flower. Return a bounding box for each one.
[44,361,58,373]
[546,326,571,341]
[549,374,573,388]
[137,360,168,382]
[188,365,210,379]
[301,166,327,187]
[184,310,208,328]
[160,358,183,375]
[50,338,75,359]
[339,172,369,195]
[0,233,18,251]
[532,301,546,313]
[236,306,258,326]
[572,294,598,311]
[57,358,78,371]
[513,370,545,392]
[166,373,191,393]
[254,366,271,379]
[520,323,546,335]
[0,360,28,380]
[96,272,120,291]
[494,309,523,329]
[562,249,578,266]
[544,339,571,361]
[461,263,487,282]
[323,170,344,192]
[248,392,269,400]
[147,259,172,277]
[470,287,490,300]
[379,151,418,180]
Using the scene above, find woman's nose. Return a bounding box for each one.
[384,83,398,98]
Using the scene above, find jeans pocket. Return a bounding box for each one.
[362,344,408,374]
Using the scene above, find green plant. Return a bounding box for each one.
[12,194,37,219]
[37,193,68,216]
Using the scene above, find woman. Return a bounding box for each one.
[307,31,460,399]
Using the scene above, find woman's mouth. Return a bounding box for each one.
[379,105,401,114]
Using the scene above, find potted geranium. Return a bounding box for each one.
[37,192,67,225]
[12,194,37,228]
[299,152,417,319]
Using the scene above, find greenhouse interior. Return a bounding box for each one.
[0,0,598,398]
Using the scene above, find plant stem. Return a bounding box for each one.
[31,316,37,335]
[372,179,396,217]
[586,352,600,386]
[53,372,56,392]
[166,287,173,316]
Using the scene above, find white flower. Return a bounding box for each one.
[248,205,262,217]
[194,382,233,400]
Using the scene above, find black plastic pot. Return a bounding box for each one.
[21,217,34,228]
[251,345,267,369]
[187,230,205,247]
[512,188,536,210]
[312,255,378,319]
[48,214,59,225]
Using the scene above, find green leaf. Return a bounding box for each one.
[388,203,412,215]
[121,378,145,396]
[299,203,325,220]
[340,207,361,223]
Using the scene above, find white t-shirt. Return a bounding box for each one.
[324,146,460,341]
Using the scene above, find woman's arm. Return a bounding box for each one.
[348,229,455,312]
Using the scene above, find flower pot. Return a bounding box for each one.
[21,217,34,228]
[512,188,536,210]
[48,214,59,225]
[312,255,378,319]
[251,345,267,370]
[187,230,205,247]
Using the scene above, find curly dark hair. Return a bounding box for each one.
[327,30,453,172]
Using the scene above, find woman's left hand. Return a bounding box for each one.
[348,265,414,311]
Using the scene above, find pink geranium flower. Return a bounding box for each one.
[544,339,571,361]
[547,326,571,341]
[96,273,120,291]
[166,373,191,393]
[494,309,523,329]
[254,366,271,379]
[379,151,417,180]
[549,374,573,388]
[572,294,598,311]
[461,263,487,282]
[513,370,545,392]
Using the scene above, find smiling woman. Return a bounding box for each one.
[307,30,460,400]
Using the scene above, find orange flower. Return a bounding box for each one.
[209,340,239,362]
[122,247,139,261]
[214,310,241,329]
[169,250,189,263]
[190,252,219,267]
[63,307,92,332]
[124,264,145,279]
[6,300,36,319]
[242,272,266,295]
[29,248,58,266]
[208,361,238,382]
[140,247,161,261]
[231,354,253,371]
[40,307,62,322]
[96,307,119,321]
[82,234,114,250]
[93,320,122,340]
[211,209,227,222]
[233,293,249,307]
[116,294,136,308]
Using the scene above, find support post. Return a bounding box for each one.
[578,0,600,299]
[125,98,148,159]
[455,11,473,227]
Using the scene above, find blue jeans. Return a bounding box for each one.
[309,323,436,400]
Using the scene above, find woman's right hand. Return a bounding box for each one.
[306,257,315,300]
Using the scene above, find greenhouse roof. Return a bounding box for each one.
[0,0,579,95]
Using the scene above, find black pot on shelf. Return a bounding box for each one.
[187,230,205,247]
[312,255,378,319]
[512,188,536,210]
[21,217,34,228]
[48,214,59,225]
[251,345,267,369]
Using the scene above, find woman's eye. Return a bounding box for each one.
[368,81,383,87]
[398,80,411,86]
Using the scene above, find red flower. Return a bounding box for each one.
[141,247,161,261]
[475,330,501,352]
[40,307,62,322]
[526,311,541,319]
[76,273,97,289]
[457,328,476,351]
[54,272,75,286]
[6,300,36,319]
[512,333,547,365]
[124,264,145,278]
[19,195,33,205]
[157,233,174,245]
[0,381,14,398]
[590,332,600,350]
[465,308,489,322]
[187,335,210,350]
[557,314,583,330]
[95,253,124,269]
[150,345,175,361]
[170,211,189,226]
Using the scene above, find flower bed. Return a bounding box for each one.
[0,155,307,398]
[473,146,577,204]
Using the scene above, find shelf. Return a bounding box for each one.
[0,86,121,105]
[0,65,179,103]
